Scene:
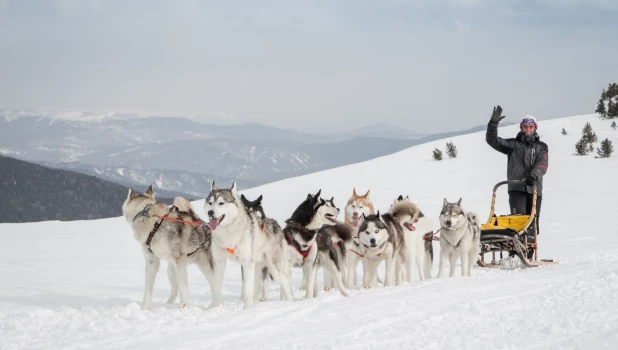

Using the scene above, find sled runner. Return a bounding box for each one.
[477,179,557,268]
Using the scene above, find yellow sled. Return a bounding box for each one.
[478,179,558,268]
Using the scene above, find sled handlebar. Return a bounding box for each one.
[486,179,538,226]
[492,179,537,193]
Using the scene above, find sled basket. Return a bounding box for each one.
[477,179,557,268]
[480,214,530,232]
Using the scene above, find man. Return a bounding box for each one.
[485,105,548,252]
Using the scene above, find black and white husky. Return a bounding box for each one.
[357,198,421,288]
[284,190,350,298]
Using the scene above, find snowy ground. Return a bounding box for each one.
[1,114,617,349]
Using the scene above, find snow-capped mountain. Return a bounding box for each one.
[1,110,498,196]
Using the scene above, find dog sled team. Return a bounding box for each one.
[122,182,480,310]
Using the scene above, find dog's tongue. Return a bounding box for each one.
[352,216,360,227]
[208,217,220,231]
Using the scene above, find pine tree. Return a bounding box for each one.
[608,83,618,100]
[561,127,567,135]
[575,138,588,155]
[446,141,458,158]
[601,88,607,100]
[608,99,618,118]
[581,122,597,145]
[596,97,607,117]
[596,138,613,158]
[432,148,443,161]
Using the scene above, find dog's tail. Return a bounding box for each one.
[173,197,194,212]
[467,211,481,226]
[319,222,353,245]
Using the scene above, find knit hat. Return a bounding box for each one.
[520,115,537,130]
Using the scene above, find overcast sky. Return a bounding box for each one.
[1,0,617,133]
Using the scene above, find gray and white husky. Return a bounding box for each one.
[204,182,294,309]
[121,186,219,310]
[284,190,350,298]
[437,198,481,278]
[239,193,292,303]
[357,198,420,288]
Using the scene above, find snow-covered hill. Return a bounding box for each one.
[1,114,617,349]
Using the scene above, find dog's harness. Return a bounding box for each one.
[423,229,441,242]
[135,204,209,256]
[283,221,319,259]
[348,235,367,258]
[223,222,267,257]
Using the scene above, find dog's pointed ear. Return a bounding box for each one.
[306,193,312,200]
[257,195,263,202]
[127,188,135,200]
[457,198,462,206]
[330,196,334,202]
[211,181,216,191]
[240,194,247,201]
[314,189,321,200]
[145,185,154,199]
[363,189,370,199]
[443,198,448,207]
[230,182,238,197]
[353,188,358,197]
[397,195,403,201]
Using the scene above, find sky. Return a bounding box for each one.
[0,0,617,134]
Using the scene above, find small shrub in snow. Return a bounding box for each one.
[561,127,567,135]
[432,148,443,161]
[575,139,588,156]
[596,138,613,158]
[446,141,458,158]
[611,121,616,130]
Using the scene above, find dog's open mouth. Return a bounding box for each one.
[403,222,416,231]
[208,215,225,230]
[370,241,379,248]
[325,213,337,223]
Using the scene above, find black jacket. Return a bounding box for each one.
[486,121,549,196]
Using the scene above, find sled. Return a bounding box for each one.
[477,179,558,268]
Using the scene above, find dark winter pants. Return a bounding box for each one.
[508,190,542,236]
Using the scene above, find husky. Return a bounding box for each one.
[357,200,418,288]
[392,195,434,283]
[284,190,349,298]
[204,182,293,309]
[343,188,378,288]
[437,198,481,278]
[318,197,353,291]
[239,193,284,302]
[121,186,218,310]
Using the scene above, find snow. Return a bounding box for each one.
[1,114,618,349]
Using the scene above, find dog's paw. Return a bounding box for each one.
[362,283,371,289]
[324,286,332,292]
